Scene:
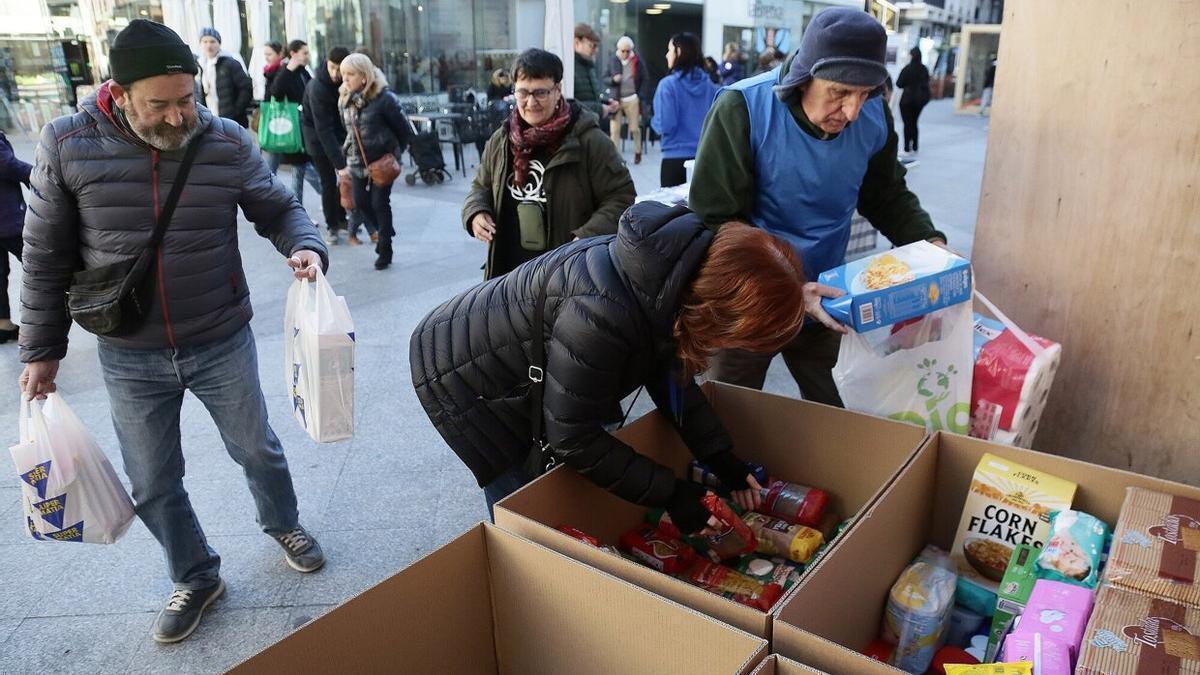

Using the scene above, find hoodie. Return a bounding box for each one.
[651,67,720,159]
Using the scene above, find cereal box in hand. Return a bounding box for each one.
[950,453,1077,593]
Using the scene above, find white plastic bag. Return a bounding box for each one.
[833,299,974,434]
[283,267,355,442]
[8,394,134,543]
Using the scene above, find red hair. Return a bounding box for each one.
[673,224,807,376]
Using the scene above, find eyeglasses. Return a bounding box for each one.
[515,87,557,102]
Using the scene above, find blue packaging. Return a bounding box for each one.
[819,241,972,332]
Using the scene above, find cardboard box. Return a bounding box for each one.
[494,382,928,639]
[750,654,827,674]
[772,432,1200,674]
[233,523,767,674]
[819,241,972,332]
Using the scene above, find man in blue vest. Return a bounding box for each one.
[689,7,946,405]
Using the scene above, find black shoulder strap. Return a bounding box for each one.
[148,138,202,252]
[528,240,608,446]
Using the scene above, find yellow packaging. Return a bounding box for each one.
[950,453,1077,593]
[743,512,824,564]
[944,664,1033,675]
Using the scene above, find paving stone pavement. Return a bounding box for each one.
[0,99,985,673]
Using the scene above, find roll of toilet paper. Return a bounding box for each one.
[969,303,1062,447]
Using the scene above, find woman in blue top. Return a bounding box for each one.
[651,33,719,188]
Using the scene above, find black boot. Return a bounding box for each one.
[374,245,392,270]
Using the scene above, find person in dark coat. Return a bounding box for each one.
[411,201,810,526]
[268,40,322,202]
[465,49,634,280]
[896,47,931,153]
[337,52,412,269]
[603,36,654,163]
[258,40,284,167]
[19,19,327,644]
[572,23,618,119]
[197,27,253,127]
[302,47,351,243]
[0,129,31,343]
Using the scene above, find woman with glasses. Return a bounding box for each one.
[464,48,635,280]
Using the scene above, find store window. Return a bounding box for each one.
[305,0,513,100]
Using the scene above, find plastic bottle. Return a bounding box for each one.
[758,479,829,527]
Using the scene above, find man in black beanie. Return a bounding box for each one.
[689,7,946,405]
[19,19,328,644]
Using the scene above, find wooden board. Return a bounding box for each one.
[971,0,1200,481]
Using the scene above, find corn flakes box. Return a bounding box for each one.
[819,241,972,332]
[950,453,1077,594]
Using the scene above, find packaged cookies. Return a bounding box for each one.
[1104,487,1200,607]
[951,453,1076,593]
[1077,585,1200,674]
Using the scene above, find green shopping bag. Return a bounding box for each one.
[258,98,303,154]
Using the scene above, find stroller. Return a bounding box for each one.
[404,130,452,186]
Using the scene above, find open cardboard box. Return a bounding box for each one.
[233,523,767,674]
[494,381,927,639]
[773,431,1200,674]
[751,654,827,674]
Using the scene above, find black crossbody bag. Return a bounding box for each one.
[66,140,201,336]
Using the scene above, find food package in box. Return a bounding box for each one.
[967,292,1062,449]
[1104,487,1200,607]
[1077,585,1200,674]
[819,241,972,333]
[951,453,1076,594]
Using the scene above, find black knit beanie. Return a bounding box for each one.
[775,8,887,98]
[109,19,199,86]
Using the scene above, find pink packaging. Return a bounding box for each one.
[1009,579,1095,659]
[1002,631,1072,675]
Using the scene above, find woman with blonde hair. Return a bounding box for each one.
[720,41,744,85]
[337,52,412,269]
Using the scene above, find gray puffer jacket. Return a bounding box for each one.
[19,83,328,363]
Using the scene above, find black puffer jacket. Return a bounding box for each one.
[410,202,740,515]
[19,83,327,363]
[301,61,346,169]
[341,87,412,171]
[200,55,253,127]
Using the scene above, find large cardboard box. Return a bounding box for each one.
[773,432,1200,674]
[233,523,767,674]
[494,382,928,639]
[750,654,827,674]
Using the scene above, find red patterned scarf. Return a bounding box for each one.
[508,100,572,188]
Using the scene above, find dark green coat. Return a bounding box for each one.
[462,106,636,279]
[573,52,607,117]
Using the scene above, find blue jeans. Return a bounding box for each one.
[483,464,532,522]
[98,324,299,590]
[266,152,322,203]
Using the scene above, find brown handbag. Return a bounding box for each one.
[338,172,354,210]
[352,121,402,187]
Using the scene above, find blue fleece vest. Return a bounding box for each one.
[726,68,888,279]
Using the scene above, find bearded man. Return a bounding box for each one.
[18,19,329,644]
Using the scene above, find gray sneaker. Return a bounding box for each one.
[272,525,325,573]
[152,578,225,644]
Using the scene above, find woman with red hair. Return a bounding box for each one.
[410,201,808,534]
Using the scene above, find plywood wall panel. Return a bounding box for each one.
[972,0,1200,481]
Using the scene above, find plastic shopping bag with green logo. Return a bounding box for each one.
[258,98,303,154]
[833,298,974,434]
[9,394,134,544]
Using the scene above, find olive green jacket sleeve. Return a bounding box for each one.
[572,128,636,239]
[689,92,945,246]
[462,127,504,234]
